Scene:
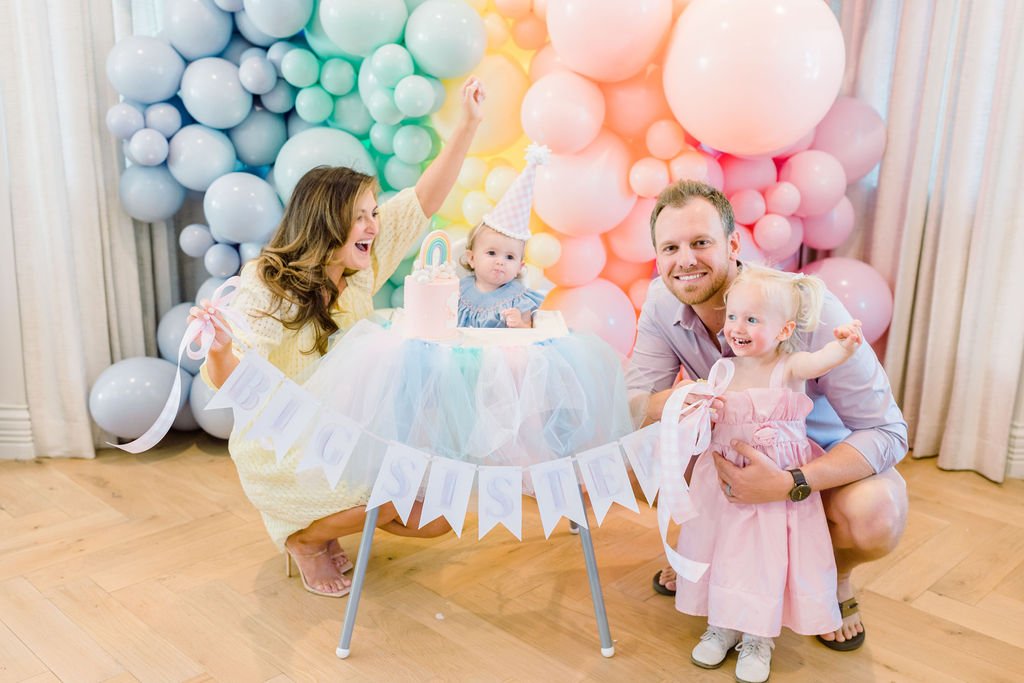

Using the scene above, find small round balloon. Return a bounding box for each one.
[179,58,253,129]
[119,165,186,222]
[179,223,216,258]
[89,357,188,439]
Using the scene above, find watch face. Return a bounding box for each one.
[790,484,812,502]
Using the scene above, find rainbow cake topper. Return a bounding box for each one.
[418,229,452,269]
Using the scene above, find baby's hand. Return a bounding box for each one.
[502,308,530,328]
[188,301,232,352]
[833,320,863,353]
[461,77,485,122]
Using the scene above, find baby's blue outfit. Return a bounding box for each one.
[458,276,545,328]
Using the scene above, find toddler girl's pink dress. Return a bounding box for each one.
[674,358,842,638]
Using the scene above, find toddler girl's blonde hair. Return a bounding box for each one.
[457,223,528,279]
[727,264,825,353]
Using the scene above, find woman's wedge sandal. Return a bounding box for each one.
[816,597,866,651]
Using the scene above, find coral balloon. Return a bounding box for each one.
[521,71,605,154]
[779,150,847,217]
[600,256,654,290]
[629,157,670,198]
[763,181,801,216]
[628,277,653,310]
[646,119,687,160]
[803,257,893,343]
[601,65,672,140]
[528,45,567,82]
[512,15,547,50]
[812,96,886,182]
[663,0,844,155]
[433,54,529,154]
[720,155,777,196]
[668,150,724,190]
[544,234,606,288]
[534,129,637,237]
[801,195,855,250]
[729,189,766,226]
[548,0,672,83]
[605,197,656,263]
[542,279,637,356]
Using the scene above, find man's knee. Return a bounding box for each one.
[829,470,908,556]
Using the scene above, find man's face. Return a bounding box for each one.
[653,198,740,306]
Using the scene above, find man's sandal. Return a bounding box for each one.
[816,597,866,651]
[652,569,676,596]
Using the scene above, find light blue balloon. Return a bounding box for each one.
[106,103,145,140]
[240,47,268,63]
[392,124,432,165]
[320,58,356,95]
[157,303,203,375]
[266,41,296,76]
[405,0,486,78]
[180,58,253,129]
[88,357,189,439]
[260,79,297,113]
[106,36,185,103]
[173,389,200,431]
[389,283,405,308]
[239,55,277,94]
[366,89,403,125]
[204,242,241,277]
[281,48,320,88]
[196,276,227,304]
[229,109,287,166]
[372,280,396,308]
[204,172,284,243]
[319,0,408,58]
[129,128,170,166]
[167,124,237,191]
[370,44,414,88]
[179,223,215,257]
[164,0,233,60]
[189,371,234,439]
[272,126,375,201]
[286,111,323,137]
[242,0,314,38]
[369,122,398,155]
[239,241,263,263]
[304,6,359,60]
[329,91,373,136]
[427,76,447,114]
[383,156,422,191]
[219,33,256,64]
[119,164,186,222]
[295,85,333,123]
[144,103,182,137]
[234,8,277,46]
[393,75,434,118]
[215,0,244,10]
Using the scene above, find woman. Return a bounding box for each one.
[195,78,485,597]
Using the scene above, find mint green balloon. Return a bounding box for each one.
[392,125,432,165]
[393,75,434,118]
[366,89,403,125]
[319,58,356,95]
[319,0,408,58]
[295,86,333,123]
[373,279,396,309]
[387,255,415,286]
[369,44,414,88]
[329,92,373,136]
[280,48,319,88]
[405,0,486,78]
[383,155,422,190]
[369,122,399,154]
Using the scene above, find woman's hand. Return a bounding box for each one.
[461,76,485,123]
[189,300,232,353]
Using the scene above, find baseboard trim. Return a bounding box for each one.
[0,404,34,460]
[1008,421,1024,480]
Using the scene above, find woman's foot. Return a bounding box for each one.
[284,540,351,598]
[817,574,865,649]
[653,566,677,595]
[327,539,354,573]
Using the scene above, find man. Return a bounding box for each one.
[627,180,908,650]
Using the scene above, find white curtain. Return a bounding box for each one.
[838,0,1024,481]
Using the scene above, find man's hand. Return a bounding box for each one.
[714,441,792,504]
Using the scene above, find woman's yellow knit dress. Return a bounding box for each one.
[202,188,429,549]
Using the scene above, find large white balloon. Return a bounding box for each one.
[106,36,185,104]
[204,172,284,244]
[180,58,253,129]
[167,124,237,191]
[272,127,375,201]
[163,0,233,60]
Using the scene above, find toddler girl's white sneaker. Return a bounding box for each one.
[690,625,741,668]
[734,633,775,683]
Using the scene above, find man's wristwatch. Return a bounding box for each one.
[787,468,812,502]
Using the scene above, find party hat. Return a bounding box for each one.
[482,143,550,241]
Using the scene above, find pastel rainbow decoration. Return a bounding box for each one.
[418,229,452,269]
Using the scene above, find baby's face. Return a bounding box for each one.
[723,283,791,358]
[467,227,525,291]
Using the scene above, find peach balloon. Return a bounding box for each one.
[646,119,687,160]
[628,277,654,310]
[606,197,657,263]
[600,255,655,289]
[548,0,672,83]
[811,96,886,182]
[764,181,801,216]
[533,0,548,21]
[663,0,844,156]
[542,278,638,356]
[512,14,547,50]
[752,213,791,253]
[433,54,529,154]
[629,157,670,198]
[601,65,673,140]
[529,45,567,82]
[668,150,724,190]
[779,150,847,217]
[525,231,561,268]
[804,257,893,343]
[521,71,605,154]
[534,129,637,237]
[494,0,532,20]
[764,216,804,263]
[544,234,607,287]
[802,195,855,250]
[720,155,777,196]
[729,189,766,225]
[735,224,766,265]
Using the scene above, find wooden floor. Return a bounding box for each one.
[2,435,1024,682]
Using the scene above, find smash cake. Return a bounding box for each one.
[402,230,460,340]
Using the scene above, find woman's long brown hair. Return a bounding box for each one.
[255,166,378,356]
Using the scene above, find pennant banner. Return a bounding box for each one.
[366,442,430,526]
[478,466,523,540]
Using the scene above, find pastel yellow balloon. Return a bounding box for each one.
[457,157,488,189]
[485,164,518,201]
[438,186,467,222]
[462,190,494,226]
[526,232,561,268]
[484,13,511,50]
[434,54,529,155]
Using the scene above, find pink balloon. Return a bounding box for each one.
[534,129,637,236]
[528,44,566,82]
[752,213,792,253]
[770,129,815,160]
[802,195,855,250]
[548,0,672,83]
[779,150,847,217]
[544,234,606,287]
[669,150,724,190]
[735,224,766,265]
[812,96,886,182]
[601,65,672,140]
[600,255,655,289]
[663,0,844,156]
[646,119,687,160]
[521,71,605,154]
[803,257,893,343]
[720,155,777,196]
[764,181,801,216]
[729,189,766,225]
[542,278,638,355]
[764,216,804,263]
[512,14,548,50]
[628,277,654,310]
[629,157,670,198]
[606,197,657,263]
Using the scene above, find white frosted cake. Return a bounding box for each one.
[403,230,459,340]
